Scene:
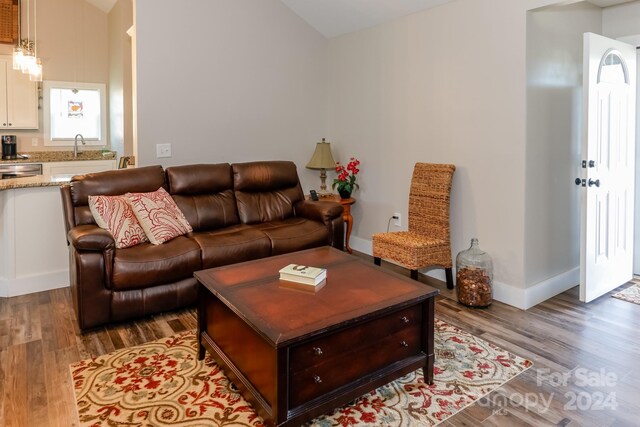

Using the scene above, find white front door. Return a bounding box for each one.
[580,33,637,303]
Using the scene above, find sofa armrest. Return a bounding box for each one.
[67,225,115,330]
[68,225,115,251]
[294,200,345,250]
[294,200,343,223]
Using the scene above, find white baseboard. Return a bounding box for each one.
[0,270,69,297]
[350,236,372,255]
[349,236,578,309]
[524,267,579,309]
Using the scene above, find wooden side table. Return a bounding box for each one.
[323,194,356,253]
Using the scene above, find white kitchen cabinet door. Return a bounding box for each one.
[0,56,38,129]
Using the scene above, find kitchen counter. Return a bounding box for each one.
[0,150,116,164]
[0,174,69,191]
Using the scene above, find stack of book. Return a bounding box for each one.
[279,264,327,289]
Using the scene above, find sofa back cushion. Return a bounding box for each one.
[232,161,304,224]
[69,165,167,227]
[166,163,240,231]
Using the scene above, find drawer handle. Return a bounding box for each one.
[313,347,323,356]
[400,316,410,323]
[313,375,322,384]
[400,340,409,347]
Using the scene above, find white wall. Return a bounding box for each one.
[602,1,640,38]
[134,0,329,191]
[108,0,134,158]
[327,0,528,304]
[524,4,601,301]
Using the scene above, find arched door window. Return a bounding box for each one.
[597,50,629,84]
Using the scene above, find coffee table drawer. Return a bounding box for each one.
[289,305,422,373]
[289,323,421,408]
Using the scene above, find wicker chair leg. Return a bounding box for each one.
[410,270,418,280]
[445,268,454,289]
[374,257,381,266]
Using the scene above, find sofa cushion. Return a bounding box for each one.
[112,236,201,291]
[88,194,149,248]
[232,161,305,224]
[166,164,240,231]
[70,165,166,227]
[127,187,193,245]
[191,225,272,269]
[253,218,329,255]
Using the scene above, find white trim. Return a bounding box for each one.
[0,270,69,297]
[42,80,108,147]
[350,235,372,255]
[352,236,578,309]
[523,267,579,308]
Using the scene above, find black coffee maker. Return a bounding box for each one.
[2,135,17,160]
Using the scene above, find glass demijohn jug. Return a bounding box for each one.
[456,238,493,307]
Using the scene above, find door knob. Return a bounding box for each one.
[588,178,600,187]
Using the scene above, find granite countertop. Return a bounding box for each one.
[0,150,117,164]
[0,174,70,191]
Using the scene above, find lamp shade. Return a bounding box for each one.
[306,138,336,170]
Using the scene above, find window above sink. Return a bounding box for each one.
[43,81,107,147]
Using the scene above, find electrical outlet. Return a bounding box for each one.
[31,137,38,146]
[156,143,172,158]
[393,212,401,227]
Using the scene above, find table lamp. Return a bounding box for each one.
[306,138,336,197]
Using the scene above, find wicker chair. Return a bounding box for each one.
[373,163,455,289]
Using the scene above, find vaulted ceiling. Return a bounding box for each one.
[86,0,638,38]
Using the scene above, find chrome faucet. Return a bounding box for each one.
[74,134,86,158]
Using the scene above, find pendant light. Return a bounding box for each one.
[20,0,35,74]
[12,0,43,80]
[12,0,23,70]
[29,0,42,82]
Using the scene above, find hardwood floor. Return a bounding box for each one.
[1,257,639,426]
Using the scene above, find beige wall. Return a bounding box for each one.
[525,3,602,304]
[0,0,109,152]
[327,0,528,305]
[108,0,133,158]
[134,0,329,191]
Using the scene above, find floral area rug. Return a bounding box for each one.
[612,283,640,305]
[70,320,532,426]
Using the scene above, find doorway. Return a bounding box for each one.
[630,41,640,273]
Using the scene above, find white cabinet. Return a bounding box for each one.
[42,159,117,181]
[0,186,69,297]
[0,56,38,129]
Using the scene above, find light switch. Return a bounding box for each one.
[31,137,38,146]
[156,143,172,158]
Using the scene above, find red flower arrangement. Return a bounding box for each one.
[332,157,360,196]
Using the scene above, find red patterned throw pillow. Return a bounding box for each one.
[88,195,149,249]
[126,187,193,245]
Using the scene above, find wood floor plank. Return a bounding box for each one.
[1,253,639,426]
[3,341,27,427]
[26,339,48,427]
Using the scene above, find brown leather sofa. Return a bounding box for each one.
[60,161,344,330]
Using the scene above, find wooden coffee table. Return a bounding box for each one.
[195,246,438,427]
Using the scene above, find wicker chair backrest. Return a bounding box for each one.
[407,163,455,241]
